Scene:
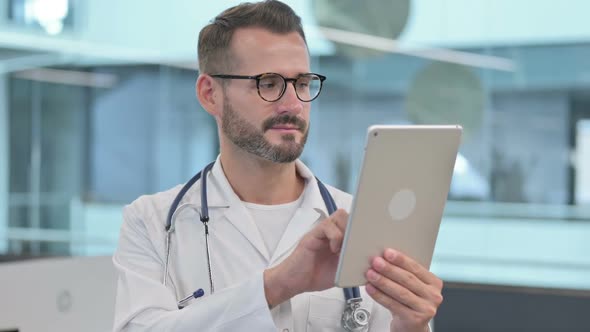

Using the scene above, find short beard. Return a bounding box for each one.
[221,97,308,163]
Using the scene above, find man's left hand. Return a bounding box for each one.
[365,248,443,332]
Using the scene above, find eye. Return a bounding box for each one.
[258,75,282,90]
[259,81,276,89]
[296,78,311,89]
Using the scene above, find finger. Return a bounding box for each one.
[365,268,432,313]
[383,248,442,288]
[329,209,348,232]
[371,256,443,304]
[365,283,434,327]
[309,217,344,253]
[365,282,412,314]
[324,220,344,253]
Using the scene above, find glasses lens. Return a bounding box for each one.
[295,74,322,101]
[257,74,285,101]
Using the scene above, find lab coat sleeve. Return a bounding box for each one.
[112,204,276,332]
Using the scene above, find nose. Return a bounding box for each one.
[275,82,304,115]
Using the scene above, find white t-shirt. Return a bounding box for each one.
[243,193,304,257]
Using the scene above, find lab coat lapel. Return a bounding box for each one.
[223,204,270,261]
[270,161,330,265]
[209,159,271,262]
[269,207,319,264]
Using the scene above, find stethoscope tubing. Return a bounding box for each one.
[164,202,215,295]
[163,161,361,305]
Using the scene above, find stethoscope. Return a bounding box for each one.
[163,161,370,331]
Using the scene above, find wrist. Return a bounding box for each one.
[390,321,430,332]
[263,265,298,309]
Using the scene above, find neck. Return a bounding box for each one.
[219,146,304,205]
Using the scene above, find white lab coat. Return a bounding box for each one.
[113,158,393,331]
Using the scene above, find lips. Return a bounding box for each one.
[263,114,306,132]
[271,125,299,130]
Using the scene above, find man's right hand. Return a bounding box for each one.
[263,209,349,308]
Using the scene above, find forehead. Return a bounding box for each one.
[229,27,310,74]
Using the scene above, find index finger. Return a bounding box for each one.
[328,209,348,232]
[382,248,441,287]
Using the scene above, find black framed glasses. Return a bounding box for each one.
[210,72,326,102]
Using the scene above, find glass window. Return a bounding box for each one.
[1,0,589,293]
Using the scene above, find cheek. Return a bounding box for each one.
[302,107,311,123]
[249,111,271,131]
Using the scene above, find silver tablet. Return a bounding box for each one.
[335,125,462,287]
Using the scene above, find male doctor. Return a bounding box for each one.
[112,1,443,331]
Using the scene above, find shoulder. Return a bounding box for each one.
[296,160,354,211]
[123,184,185,230]
[115,185,187,259]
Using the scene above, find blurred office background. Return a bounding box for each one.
[1,0,590,331]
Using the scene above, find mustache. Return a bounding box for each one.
[262,114,307,132]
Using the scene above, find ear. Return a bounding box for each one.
[196,74,222,117]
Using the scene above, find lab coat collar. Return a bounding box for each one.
[270,160,329,264]
[207,156,331,264]
[209,156,270,260]
[295,159,331,219]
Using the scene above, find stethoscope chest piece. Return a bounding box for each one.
[342,297,370,332]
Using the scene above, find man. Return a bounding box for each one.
[112,1,443,331]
